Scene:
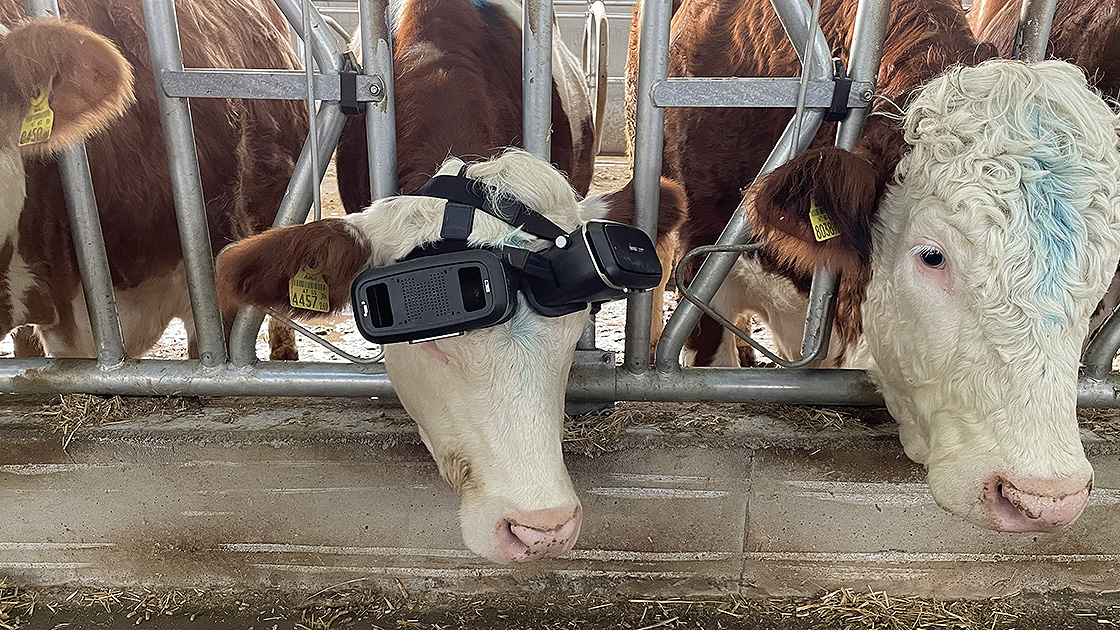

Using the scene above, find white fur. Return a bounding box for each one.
[345,150,597,562]
[860,61,1120,526]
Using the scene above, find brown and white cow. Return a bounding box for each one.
[2,19,132,281]
[219,149,683,563]
[634,0,1120,532]
[0,0,306,358]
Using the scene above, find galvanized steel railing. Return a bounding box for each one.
[6,0,1120,408]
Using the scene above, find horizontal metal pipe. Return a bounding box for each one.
[652,77,875,109]
[162,70,384,101]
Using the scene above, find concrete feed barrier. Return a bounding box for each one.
[0,395,1117,598]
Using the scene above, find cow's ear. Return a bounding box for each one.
[217,218,372,319]
[1,19,134,155]
[747,145,880,279]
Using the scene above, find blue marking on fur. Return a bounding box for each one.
[1022,113,1084,309]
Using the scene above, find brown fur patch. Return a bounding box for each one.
[2,18,133,155]
[969,0,1120,96]
[216,219,371,320]
[598,177,688,243]
[335,0,594,213]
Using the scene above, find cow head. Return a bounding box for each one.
[219,150,631,563]
[0,17,133,336]
[751,60,1120,532]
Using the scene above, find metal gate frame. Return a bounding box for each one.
[7,0,1120,408]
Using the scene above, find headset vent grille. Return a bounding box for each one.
[399,269,454,321]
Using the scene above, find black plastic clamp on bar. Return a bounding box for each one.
[339,52,366,115]
[823,58,852,122]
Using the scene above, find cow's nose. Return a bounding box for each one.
[496,505,582,562]
[980,475,1091,532]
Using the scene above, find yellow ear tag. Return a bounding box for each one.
[289,265,330,313]
[809,197,840,242]
[18,86,54,147]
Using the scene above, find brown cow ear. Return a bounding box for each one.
[2,19,134,156]
[747,146,878,279]
[216,218,372,320]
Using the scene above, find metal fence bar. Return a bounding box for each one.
[1012,0,1057,62]
[23,0,126,367]
[1083,312,1120,379]
[162,70,383,101]
[625,0,672,374]
[359,0,399,200]
[274,0,340,73]
[798,0,893,362]
[652,77,875,109]
[142,0,227,367]
[523,0,554,159]
[653,0,832,373]
[228,105,348,365]
[227,0,349,365]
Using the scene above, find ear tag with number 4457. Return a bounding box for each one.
[289,265,330,313]
[18,86,54,147]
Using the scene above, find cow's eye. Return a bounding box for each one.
[917,246,945,269]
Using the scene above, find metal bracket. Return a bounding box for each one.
[162,69,386,102]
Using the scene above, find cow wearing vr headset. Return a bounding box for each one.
[217,150,684,564]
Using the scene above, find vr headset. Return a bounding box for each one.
[351,168,662,344]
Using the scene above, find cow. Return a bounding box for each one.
[330,0,682,355]
[2,20,132,262]
[217,149,684,563]
[629,0,1120,532]
[0,0,306,359]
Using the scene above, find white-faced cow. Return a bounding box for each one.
[328,0,684,355]
[218,149,684,563]
[0,0,306,358]
[635,0,1120,532]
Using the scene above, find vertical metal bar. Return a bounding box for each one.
[301,0,323,222]
[654,0,833,373]
[360,0,399,199]
[24,0,126,367]
[797,0,892,362]
[228,106,348,365]
[142,0,227,366]
[1084,311,1120,379]
[227,0,348,365]
[523,0,553,159]
[625,0,672,374]
[1012,0,1057,63]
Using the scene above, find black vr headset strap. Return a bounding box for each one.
[502,246,555,282]
[408,173,568,243]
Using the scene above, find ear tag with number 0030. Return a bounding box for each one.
[18,86,54,147]
[289,265,330,313]
[809,198,840,242]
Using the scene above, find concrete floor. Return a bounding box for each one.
[0,395,1118,599]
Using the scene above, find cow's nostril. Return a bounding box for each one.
[981,476,1091,533]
